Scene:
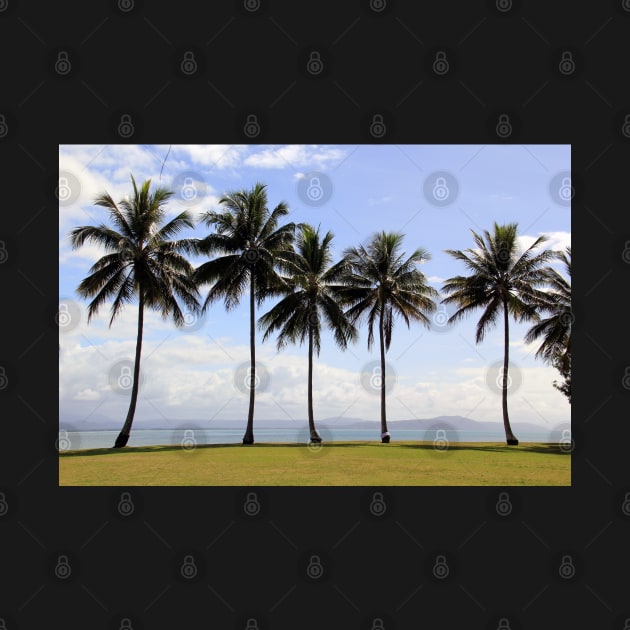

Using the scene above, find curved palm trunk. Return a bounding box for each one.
[379,305,390,443]
[502,300,518,446]
[114,294,144,448]
[243,272,256,445]
[308,321,321,443]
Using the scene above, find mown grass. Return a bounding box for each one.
[59,441,571,486]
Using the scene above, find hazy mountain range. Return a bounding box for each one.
[60,414,550,433]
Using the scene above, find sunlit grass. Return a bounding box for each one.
[59,441,571,486]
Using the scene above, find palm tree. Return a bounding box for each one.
[442,223,555,445]
[186,183,295,445]
[524,246,571,403]
[69,174,200,448]
[258,224,357,443]
[339,231,438,443]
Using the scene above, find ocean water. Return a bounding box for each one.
[57,427,560,451]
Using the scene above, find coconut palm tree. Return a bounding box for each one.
[339,231,438,443]
[69,174,200,448]
[186,183,295,445]
[258,224,357,443]
[442,223,555,445]
[524,246,571,403]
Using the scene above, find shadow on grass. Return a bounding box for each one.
[59,441,571,458]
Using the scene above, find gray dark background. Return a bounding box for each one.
[1,0,629,628]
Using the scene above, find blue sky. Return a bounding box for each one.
[59,144,570,434]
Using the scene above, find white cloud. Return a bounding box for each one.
[244,145,346,170]
[367,195,394,206]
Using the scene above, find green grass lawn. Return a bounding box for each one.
[59,441,571,486]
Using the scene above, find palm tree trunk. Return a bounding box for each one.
[379,305,390,443]
[307,320,321,442]
[502,300,518,445]
[114,293,144,448]
[243,272,256,445]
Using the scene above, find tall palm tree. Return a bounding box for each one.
[339,231,438,443]
[69,174,200,448]
[258,224,357,443]
[442,223,555,445]
[186,183,295,445]
[524,246,571,403]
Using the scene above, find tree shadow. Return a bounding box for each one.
[58,441,570,458]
